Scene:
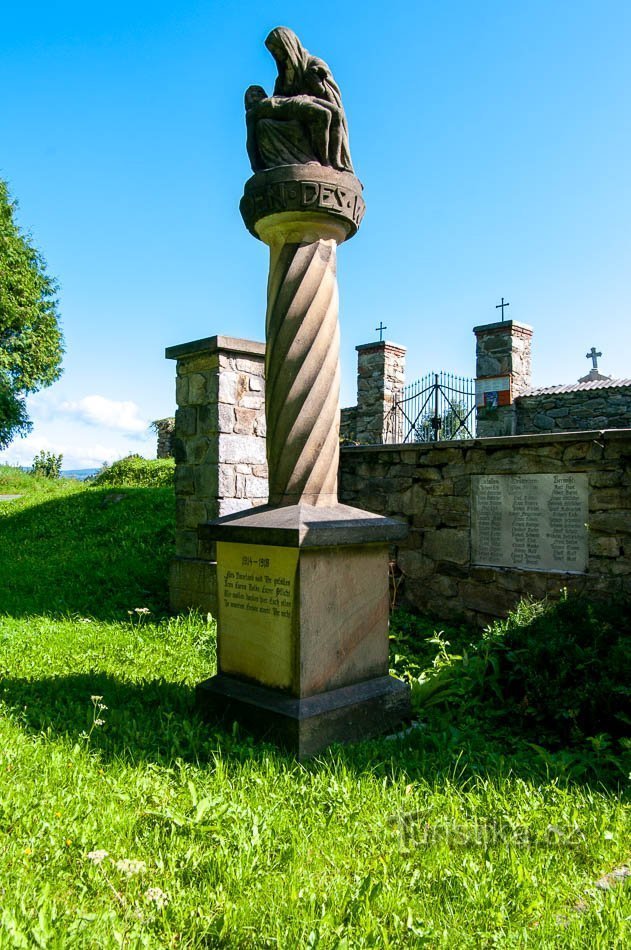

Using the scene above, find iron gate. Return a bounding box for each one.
[385,371,476,444]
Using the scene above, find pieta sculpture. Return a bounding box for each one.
[245,26,353,173]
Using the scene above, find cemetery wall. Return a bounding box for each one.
[338,428,631,626]
[515,385,631,434]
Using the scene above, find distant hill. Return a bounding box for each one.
[61,469,99,480]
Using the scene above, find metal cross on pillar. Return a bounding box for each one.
[375,321,387,342]
[495,297,510,321]
[586,347,602,371]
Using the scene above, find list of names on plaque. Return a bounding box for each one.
[472,474,588,573]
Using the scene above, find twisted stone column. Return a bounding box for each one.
[241,165,365,507]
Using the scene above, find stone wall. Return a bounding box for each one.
[165,336,267,611]
[516,384,631,434]
[340,405,358,441]
[339,429,631,626]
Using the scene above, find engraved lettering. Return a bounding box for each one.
[300,181,320,207]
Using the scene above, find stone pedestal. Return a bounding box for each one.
[198,165,411,756]
[197,504,410,756]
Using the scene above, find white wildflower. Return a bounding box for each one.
[86,849,109,864]
[145,886,169,909]
[115,858,147,876]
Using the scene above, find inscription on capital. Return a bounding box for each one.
[240,164,365,240]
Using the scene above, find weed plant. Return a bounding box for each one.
[0,470,628,947]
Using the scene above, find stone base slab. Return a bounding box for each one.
[169,556,217,614]
[196,673,412,758]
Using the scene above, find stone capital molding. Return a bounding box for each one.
[240,164,365,241]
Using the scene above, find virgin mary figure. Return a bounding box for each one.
[245,27,354,174]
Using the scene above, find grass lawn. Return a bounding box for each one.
[0,465,629,947]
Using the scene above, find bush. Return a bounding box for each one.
[91,454,175,488]
[32,450,63,479]
[495,593,631,742]
[391,593,631,746]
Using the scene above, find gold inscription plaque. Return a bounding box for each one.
[217,542,298,689]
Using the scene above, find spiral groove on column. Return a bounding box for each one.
[264,237,341,506]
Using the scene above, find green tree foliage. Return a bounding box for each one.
[31,449,63,479]
[0,179,63,448]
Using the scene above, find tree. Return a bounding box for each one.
[0,179,63,448]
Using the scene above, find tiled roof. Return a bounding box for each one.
[520,378,631,397]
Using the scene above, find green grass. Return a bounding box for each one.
[0,468,629,947]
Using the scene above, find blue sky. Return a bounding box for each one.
[1,1,630,468]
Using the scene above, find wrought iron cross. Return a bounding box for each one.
[586,347,602,370]
[375,321,387,342]
[495,297,510,321]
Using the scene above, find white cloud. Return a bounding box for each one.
[59,395,149,433]
[0,391,157,471]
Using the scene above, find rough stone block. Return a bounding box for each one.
[186,437,212,465]
[245,474,269,498]
[183,498,208,529]
[188,373,208,405]
[397,548,433,578]
[219,498,254,516]
[195,465,218,499]
[234,407,259,435]
[589,536,621,558]
[240,394,265,410]
[175,464,195,496]
[590,487,627,510]
[197,404,219,435]
[235,357,265,375]
[218,371,239,404]
[176,375,189,407]
[175,407,197,437]
[169,557,218,615]
[217,402,235,434]
[219,434,267,465]
[423,528,470,564]
[218,466,236,497]
[175,529,199,559]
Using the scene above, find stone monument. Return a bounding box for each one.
[196,27,411,756]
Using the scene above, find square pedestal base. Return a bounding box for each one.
[196,673,412,758]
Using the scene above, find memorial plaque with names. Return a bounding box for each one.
[217,541,299,689]
[472,474,588,573]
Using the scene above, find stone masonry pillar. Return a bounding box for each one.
[474,320,533,437]
[354,341,407,444]
[165,335,267,612]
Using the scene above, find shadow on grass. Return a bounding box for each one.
[1,671,627,791]
[0,487,174,620]
[1,672,221,765]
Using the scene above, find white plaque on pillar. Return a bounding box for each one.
[472,474,588,573]
[217,542,298,689]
